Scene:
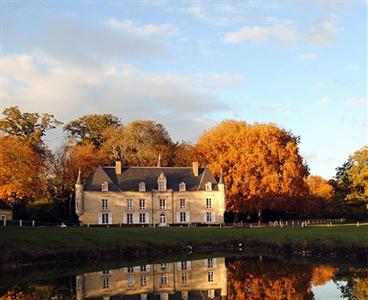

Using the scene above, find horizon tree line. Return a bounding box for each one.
[0,106,366,222]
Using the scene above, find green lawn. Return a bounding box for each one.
[1,224,367,251]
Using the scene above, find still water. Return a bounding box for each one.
[0,255,366,299]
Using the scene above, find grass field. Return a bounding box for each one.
[1,224,367,251]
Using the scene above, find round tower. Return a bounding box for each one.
[218,171,226,219]
[75,168,84,216]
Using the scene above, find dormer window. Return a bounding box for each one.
[157,172,167,191]
[179,182,186,192]
[205,182,212,191]
[139,182,146,192]
[101,182,109,192]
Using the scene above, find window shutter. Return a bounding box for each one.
[133,214,139,224]
[187,261,191,270]
[176,262,181,270]
[203,213,207,223]
[187,212,190,222]
[145,213,149,224]
[123,214,127,224]
[108,213,112,224]
[213,258,217,267]
[176,212,180,223]
[98,214,102,225]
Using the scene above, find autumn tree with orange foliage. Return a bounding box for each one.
[0,136,45,204]
[195,120,309,216]
[311,265,339,286]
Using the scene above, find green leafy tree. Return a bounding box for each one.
[0,106,62,155]
[64,114,121,148]
[102,120,174,166]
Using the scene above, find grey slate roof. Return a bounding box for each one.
[0,199,12,211]
[84,166,219,192]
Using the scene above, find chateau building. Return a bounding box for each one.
[76,257,227,300]
[75,157,226,226]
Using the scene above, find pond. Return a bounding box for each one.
[0,254,366,299]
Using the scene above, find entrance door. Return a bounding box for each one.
[159,213,166,226]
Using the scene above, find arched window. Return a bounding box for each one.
[205,182,212,191]
[139,182,146,192]
[179,182,186,192]
[160,213,166,224]
[157,172,167,191]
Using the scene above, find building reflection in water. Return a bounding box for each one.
[76,257,227,299]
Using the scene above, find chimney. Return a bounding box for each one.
[192,162,199,176]
[115,160,122,174]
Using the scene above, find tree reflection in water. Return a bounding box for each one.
[0,256,366,300]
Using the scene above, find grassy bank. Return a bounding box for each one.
[1,224,367,268]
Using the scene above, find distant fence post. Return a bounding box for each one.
[19,220,22,227]
[3,219,6,227]
[32,220,35,227]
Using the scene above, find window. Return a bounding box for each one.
[208,271,214,282]
[139,199,146,210]
[102,213,109,224]
[141,275,147,286]
[181,273,188,284]
[139,213,146,223]
[127,213,133,224]
[160,263,167,270]
[128,275,135,287]
[160,198,166,210]
[139,182,146,192]
[180,198,186,209]
[101,199,108,210]
[206,198,212,209]
[157,172,167,191]
[206,212,212,222]
[101,182,108,192]
[181,261,187,270]
[208,289,215,298]
[102,276,109,289]
[102,270,110,274]
[160,274,168,285]
[140,265,146,272]
[180,212,186,222]
[127,199,133,210]
[160,213,166,224]
[207,258,213,268]
[179,182,186,191]
[205,182,212,191]
[182,291,188,299]
[127,267,134,273]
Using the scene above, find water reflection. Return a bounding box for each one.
[76,258,227,299]
[0,256,367,299]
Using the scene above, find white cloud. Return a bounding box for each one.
[344,97,367,108]
[345,64,360,70]
[316,96,332,106]
[258,103,283,111]
[0,53,227,143]
[201,72,246,86]
[224,20,298,44]
[293,52,317,62]
[107,18,179,36]
[308,14,342,46]
[185,4,247,26]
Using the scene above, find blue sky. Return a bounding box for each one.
[0,1,366,178]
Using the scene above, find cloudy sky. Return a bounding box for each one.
[0,1,366,178]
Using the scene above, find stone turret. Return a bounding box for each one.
[75,168,84,216]
[218,171,226,216]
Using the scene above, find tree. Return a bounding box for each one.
[64,114,121,148]
[333,146,368,219]
[102,120,174,166]
[51,143,109,220]
[0,106,62,155]
[195,120,309,216]
[169,141,195,167]
[306,176,334,201]
[0,136,45,203]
